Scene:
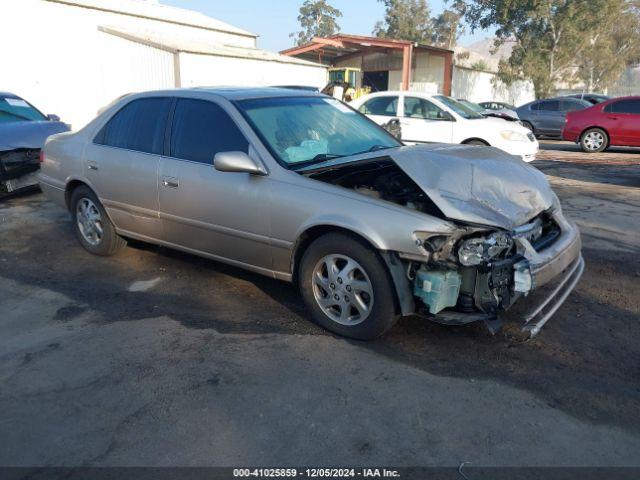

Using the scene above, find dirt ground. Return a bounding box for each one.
[0,141,639,467]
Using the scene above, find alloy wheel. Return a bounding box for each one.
[583,131,605,151]
[76,197,103,246]
[311,254,374,325]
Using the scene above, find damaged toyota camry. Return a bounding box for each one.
[38,88,584,340]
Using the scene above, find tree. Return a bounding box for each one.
[290,0,342,46]
[431,0,466,49]
[575,0,640,92]
[463,0,611,98]
[373,0,434,43]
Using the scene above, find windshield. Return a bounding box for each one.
[434,95,484,119]
[0,96,47,123]
[236,96,401,167]
[458,99,486,114]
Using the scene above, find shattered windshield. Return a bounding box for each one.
[236,96,400,167]
[0,96,47,123]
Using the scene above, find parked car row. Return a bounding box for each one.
[38,87,583,340]
[350,92,539,162]
[377,91,640,154]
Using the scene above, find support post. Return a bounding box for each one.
[401,44,413,91]
[443,51,453,96]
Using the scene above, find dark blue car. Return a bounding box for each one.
[0,92,69,195]
[516,97,591,138]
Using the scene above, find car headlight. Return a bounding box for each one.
[500,130,528,142]
[458,232,513,266]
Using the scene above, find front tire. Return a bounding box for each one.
[580,128,608,153]
[70,186,126,256]
[464,139,489,146]
[299,233,399,340]
[521,121,535,134]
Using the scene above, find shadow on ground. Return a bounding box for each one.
[2,197,639,434]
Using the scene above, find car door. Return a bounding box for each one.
[399,95,454,144]
[158,97,272,270]
[536,100,564,136]
[606,99,640,146]
[86,97,172,239]
[357,95,399,127]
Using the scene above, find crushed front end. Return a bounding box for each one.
[409,209,583,338]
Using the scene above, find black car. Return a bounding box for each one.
[515,97,591,138]
[0,92,69,196]
[566,93,610,105]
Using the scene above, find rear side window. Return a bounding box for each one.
[170,99,248,164]
[538,100,560,111]
[359,96,398,116]
[560,100,585,112]
[95,97,172,154]
[609,99,640,114]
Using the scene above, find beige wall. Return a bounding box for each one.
[336,50,445,93]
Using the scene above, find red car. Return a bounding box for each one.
[562,96,640,152]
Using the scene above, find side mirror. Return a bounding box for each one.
[47,114,61,121]
[214,151,267,175]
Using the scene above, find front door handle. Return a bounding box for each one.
[87,161,99,171]
[162,176,179,188]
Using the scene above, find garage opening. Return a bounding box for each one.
[363,71,389,92]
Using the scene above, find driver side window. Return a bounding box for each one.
[404,97,446,120]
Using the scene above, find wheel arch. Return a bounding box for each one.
[461,137,490,146]
[64,179,118,230]
[65,179,89,209]
[291,225,382,284]
[290,224,415,316]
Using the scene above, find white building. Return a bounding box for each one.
[0,0,327,128]
[452,46,535,106]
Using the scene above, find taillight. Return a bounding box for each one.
[39,150,45,164]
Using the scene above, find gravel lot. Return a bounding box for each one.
[1,141,639,467]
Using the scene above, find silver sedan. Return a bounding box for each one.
[38,88,583,339]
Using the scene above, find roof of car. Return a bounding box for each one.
[0,92,20,99]
[132,87,322,101]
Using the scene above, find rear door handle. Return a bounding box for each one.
[87,161,99,171]
[162,176,179,188]
[607,115,619,120]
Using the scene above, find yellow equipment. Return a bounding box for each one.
[323,67,371,102]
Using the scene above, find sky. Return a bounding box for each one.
[162,0,495,52]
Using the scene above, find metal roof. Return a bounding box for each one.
[44,0,256,38]
[281,34,453,64]
[99,26,325,68]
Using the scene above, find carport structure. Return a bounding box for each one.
[281,34,454,95]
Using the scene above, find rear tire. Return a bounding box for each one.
[580,128,608,153]
[70,186,126,256]
[299,233,399,340]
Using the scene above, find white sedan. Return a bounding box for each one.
[350,92,539,162]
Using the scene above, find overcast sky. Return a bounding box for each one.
[163,0,495,52]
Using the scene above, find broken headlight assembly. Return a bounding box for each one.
[457,232,513,266]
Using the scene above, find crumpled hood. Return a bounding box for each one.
[389,144,555,229]
[0,120,70,152]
